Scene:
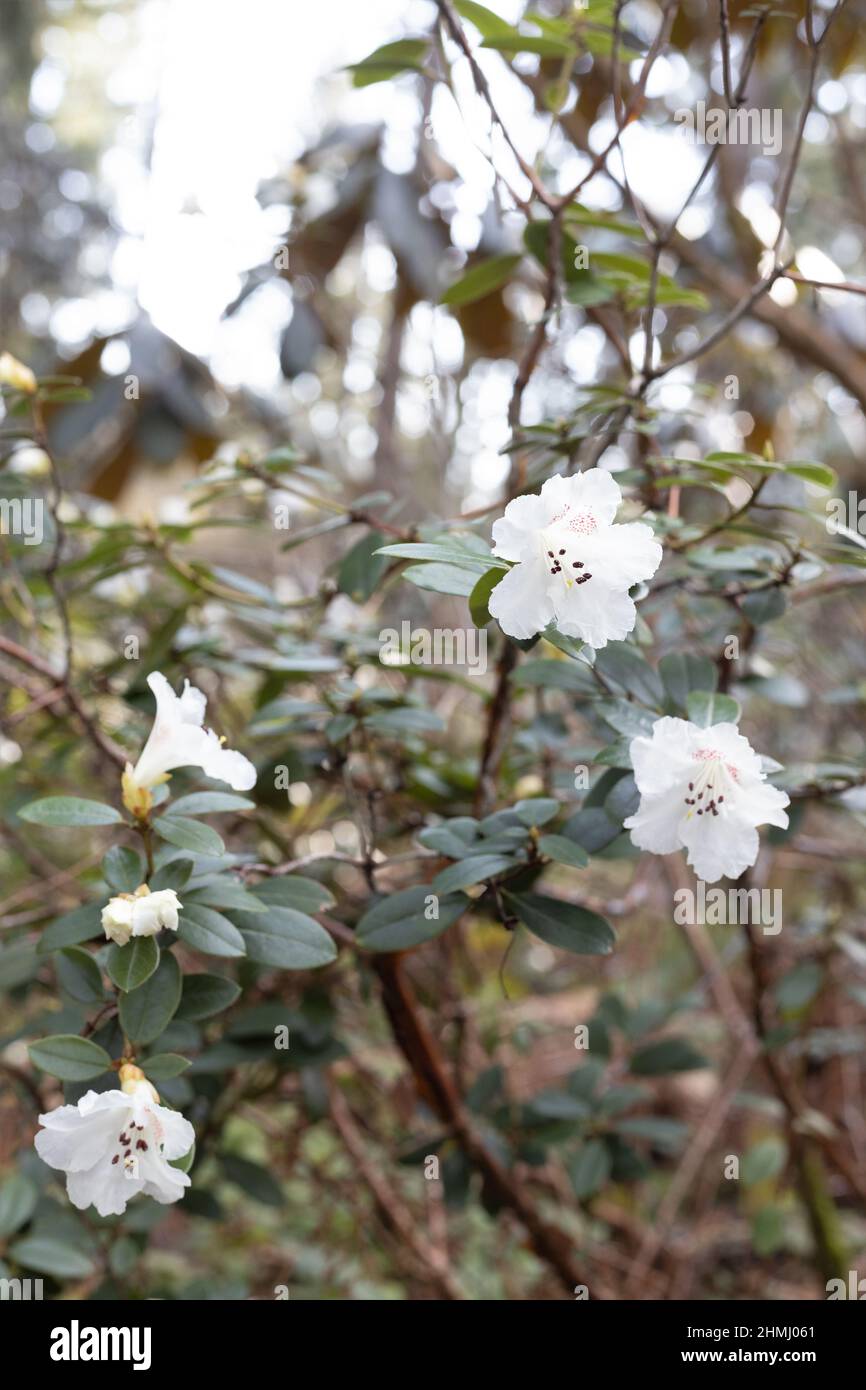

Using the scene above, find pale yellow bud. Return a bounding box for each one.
[0,352,37,394]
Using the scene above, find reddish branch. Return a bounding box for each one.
[372,951,607,1298]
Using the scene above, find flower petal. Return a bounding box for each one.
[624,793,684,855]
[488,559,555,640]
[680,810,760,883]
[629,717,698,796]
[577,521,662,589]
[554,582,637,649]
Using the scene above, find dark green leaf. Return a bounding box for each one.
[106,936,160,992]
[503,892,615,955]
[29,1034,112,1082]
[119,951,182,1045]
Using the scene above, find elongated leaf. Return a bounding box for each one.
[356,886,466,951]
[234,908,336,969]
[29,1034,112,1082]
[441,253,522,307]
[179,904,246,958]
[431,854,515,894]
[140,1051,190,1080]
[176,973,241,1021]
[9,1235,96,1280]
[38,903,103,954]
[18,797,121,827]
[252,877,335,913]
[503,891,615,955]
[153,815,225,856]
[538,834,589,869]
[119,951,182,1045]
[168,792,255,816]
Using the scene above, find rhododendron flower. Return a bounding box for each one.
[123,671,256,816]
[487,470,662,647]
[101,886,181,946]
[35,1077,195,1217]
[624,717,790,882]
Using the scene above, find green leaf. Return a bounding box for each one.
[234,907,337,969]
[0,1174,38,1238]
[469,566,506,627]
[102,845,144,893]
[514,797,559,827]
[38,903,103,953]
[56,947,104,1005]
[538,834,589,868]
[149,857,195,892]
[658,652,718,710]
[337,529,390,601]
[8,1235,97,1280]
[178,904,246,958]
[742,1137,787,1186]
[481,32,575,58]
[454,0,513,38]
[106,935,160,992]
[220,1154,285,1207]
[119,951,182,1045]
[141,1052,190,1080]
[402,561,480,596]
[29,1034,112,1082]
[686,690,741,727]
[783,460,836,489]
[568,1140,612,1199]
[185,881,266,915]
[740,588,787,625]
[441,253,522,307]
[153,815,225,856]
[252,877,335,914]
[595,644,664,707]
[431,854,515,894]
[503,892,615,955]
[630,1037,707,1075]
[168,792,256,816]
[18,796,122,827]
[375,541,505,572]
[348,38,428,87]
[176,973,241,1021]
[356,886,466,951]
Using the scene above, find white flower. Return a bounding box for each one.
[487,470,662,648]
[34,1081,195,1217]
[101,896,134,947]
[123,671,256,812]
[131,887,181,936]
[101,886,181,945]
[623,717,790,883]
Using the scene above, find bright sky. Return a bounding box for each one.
[32,0,862,416]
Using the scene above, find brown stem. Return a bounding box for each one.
[371,951,608,1298]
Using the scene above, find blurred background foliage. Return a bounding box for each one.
[1,0,865,1301]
